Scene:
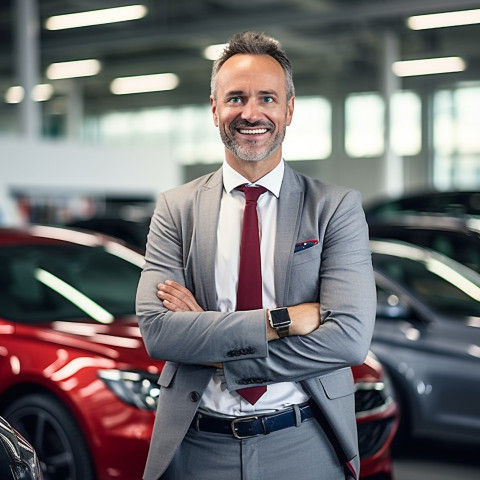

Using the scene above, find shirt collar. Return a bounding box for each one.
[222,160,284,198]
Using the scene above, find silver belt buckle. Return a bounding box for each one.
[231,415,263,439]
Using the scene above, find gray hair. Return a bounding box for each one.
[210,31,295,100]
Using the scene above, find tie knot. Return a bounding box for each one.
[237,185,268,203]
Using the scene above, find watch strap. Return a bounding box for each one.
[276,325,290,338]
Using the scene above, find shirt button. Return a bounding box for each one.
[189,391,200,402]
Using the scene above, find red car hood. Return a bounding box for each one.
[12,316,164,371]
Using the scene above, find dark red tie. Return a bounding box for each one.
[236,185,268,404]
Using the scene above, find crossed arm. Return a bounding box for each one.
[138,187,375,383]
[157,280,321,341]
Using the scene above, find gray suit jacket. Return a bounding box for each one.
[136,163,376,480]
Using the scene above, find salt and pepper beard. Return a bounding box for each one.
[219,119,286,163]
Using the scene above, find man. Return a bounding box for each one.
[136,31,376,480]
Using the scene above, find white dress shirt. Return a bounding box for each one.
[198,160,309,417]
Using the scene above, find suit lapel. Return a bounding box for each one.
[193,164,303,309]
[194,168,223,310]
[275,164,303,305]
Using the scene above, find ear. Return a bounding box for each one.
[210,96,219,127]
[286,96,295,126]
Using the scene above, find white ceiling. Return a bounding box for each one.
[1,0,480,114]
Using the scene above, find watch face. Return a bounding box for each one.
[271,308,291,327]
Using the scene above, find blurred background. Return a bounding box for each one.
[0,2,480,480]
[1,0,480,227]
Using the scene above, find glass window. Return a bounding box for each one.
[433,85,480,190]
[345,92,384,157]
[95,109,172,148]
[390,91,421,156]
[283,96,331,160]
[455,87,480,154]
[434,89,456,156]
[173,105,223,165]
[0,245,142,322]
[372,252,480,317]
[88,104,224,164]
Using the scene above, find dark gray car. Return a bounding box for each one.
[364,190,480,219]
[370,239,480,445]
[369,214,480,274]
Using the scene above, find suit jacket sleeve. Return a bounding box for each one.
[136,173,270,366]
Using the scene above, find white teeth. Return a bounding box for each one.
[239,128,267,135]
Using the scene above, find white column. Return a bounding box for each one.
[381,30,403,197]
[14,0,42,138]
[66,79,84,139]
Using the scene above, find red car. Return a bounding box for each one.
[0,226,398,480]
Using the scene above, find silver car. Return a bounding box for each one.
[370,239,480,445]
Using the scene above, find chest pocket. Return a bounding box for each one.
[292,243,321,267]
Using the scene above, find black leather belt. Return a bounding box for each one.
[190,401,314,439]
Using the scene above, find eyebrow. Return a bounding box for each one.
[224,90,244,97]
[224,89,279,97]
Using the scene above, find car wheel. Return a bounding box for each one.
[2,393,95,480]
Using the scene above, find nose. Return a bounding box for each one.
[241,98,262,123]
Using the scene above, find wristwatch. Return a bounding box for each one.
[268,307,291,338]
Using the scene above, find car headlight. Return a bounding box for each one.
[354,373,395,419]
[0,417,44,480]
[354,372,397,459]
[98,369,160,410]
[10,447,44,480]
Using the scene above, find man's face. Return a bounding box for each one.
[211,54,294,164]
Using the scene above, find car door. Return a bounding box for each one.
[372,272,480,444]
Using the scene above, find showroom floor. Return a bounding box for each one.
[392,439,480,480]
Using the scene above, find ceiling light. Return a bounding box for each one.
[110,73,179,95]
[5,84,54,103]
[203,43,228,61]
[407,9,480,30]
[46,59,101,79]
[32,84,54,101]
[5,86,24,104]
[45,5,147,30]
[392,57,466,77]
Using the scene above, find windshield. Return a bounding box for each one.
[372,250,480,317]
[0,244,143,323]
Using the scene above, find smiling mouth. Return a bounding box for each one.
[238,128,268,135]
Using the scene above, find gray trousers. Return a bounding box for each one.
[161,416,345,480]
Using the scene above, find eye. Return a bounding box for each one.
[228,96,242,104]
[262,96,274,103]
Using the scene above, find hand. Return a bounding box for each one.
[157,281,220,368]
[157,280,204,312]
[286,302,321,336]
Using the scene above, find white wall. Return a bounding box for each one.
[0,135,180,225]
